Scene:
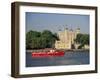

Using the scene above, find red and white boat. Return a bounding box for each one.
[32,50,64,57]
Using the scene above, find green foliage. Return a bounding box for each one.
[74,33,89,49]
[26,30,58,49]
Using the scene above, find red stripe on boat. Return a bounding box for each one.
[32,51,64,57]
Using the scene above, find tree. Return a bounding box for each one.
[74,33,89,49]
[26,30,59,49]
[41,30,58,48]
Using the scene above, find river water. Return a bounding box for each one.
[26,50,89,67]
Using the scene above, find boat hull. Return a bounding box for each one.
[32,51,64,57]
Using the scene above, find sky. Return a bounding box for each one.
[26,12,90,34]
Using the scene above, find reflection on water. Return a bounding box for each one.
[26,51,89,67]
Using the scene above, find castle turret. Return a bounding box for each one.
[76,28,80,34]
[64,28,68,33]
[75,27,80,43]
[64,28,68,43]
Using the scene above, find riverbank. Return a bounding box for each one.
[26,49,89,53]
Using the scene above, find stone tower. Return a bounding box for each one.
[55,28,79,49]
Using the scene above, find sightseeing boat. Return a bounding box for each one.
[32,50,64,57]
